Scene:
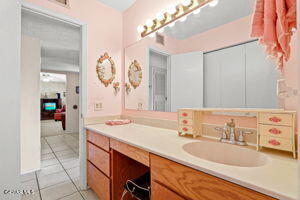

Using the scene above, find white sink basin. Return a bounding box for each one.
[183,141,270,167]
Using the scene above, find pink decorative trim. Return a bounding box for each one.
[182,120,188,124]
[182,127,188,132]
[269,116,282,123]
[269,128,282,135]
[268,139,281,146]
[182,113,188,117]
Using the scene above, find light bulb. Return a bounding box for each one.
[168,22,175,27]
[149,33,156,38]
[156,12,165,21]
[146,19,154,27]
[167,5,177,15]
[193,8,201,14]
[209,0,219,7]
[158,27,165,33]
[179,16,187,22]
[182,0,192,7]
[137,25,144,33]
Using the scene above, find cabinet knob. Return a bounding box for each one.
[269,128,281,135]
[269,116,282,123]
[268,139,281,146]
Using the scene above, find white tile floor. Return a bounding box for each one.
[21,120,99,200]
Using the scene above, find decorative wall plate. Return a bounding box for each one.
[96,52,116,87]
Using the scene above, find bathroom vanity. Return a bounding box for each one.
[84,123,298,200]
[177,108,297,158]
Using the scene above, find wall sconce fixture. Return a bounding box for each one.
[137,0,219,38]
[113,82,120,94]
[277,79,298,98]
[125,83,131,94]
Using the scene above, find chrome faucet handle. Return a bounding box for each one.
[215,123,228,142]
[236,130,253,146]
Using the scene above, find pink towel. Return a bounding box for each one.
[105,119,131,126]
[251,0,296,70]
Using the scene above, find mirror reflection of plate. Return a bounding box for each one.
[128,60,142,89]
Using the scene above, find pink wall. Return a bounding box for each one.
[122,0,299,128]
[25,0,123,117]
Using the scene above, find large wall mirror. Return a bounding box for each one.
[124,0,279,112]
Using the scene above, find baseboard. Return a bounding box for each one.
[21,167,41,175]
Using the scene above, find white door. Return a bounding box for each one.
[203,52,221,107]
[218,45,246,108]
[171,52,204,112]
[245,41,278,108]
[21,35,41,173]
[152,67,167,111]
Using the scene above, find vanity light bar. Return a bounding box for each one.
[138,0,217,38]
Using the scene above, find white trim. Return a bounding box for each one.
[20,167,41,175]
[21,1,83,26]
[21,1,88,190]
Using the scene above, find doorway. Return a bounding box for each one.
[20,2,88,199]
[149,49,170,112]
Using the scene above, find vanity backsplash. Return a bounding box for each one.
[177,108,297,158]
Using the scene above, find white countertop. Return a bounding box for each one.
[85,123,298,200]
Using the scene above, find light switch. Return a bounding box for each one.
[94,102,103,111]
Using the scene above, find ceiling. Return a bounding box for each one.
[40,72,66,83]
[96,0,136,11]
[21,10,80,73]
[164,0,255,40]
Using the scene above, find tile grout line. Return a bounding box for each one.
[56,191,78,200]
[44,137,86,200]
[35,171,43,200]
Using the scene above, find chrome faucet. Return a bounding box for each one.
[215,119,253,146]
[228,119,236,144]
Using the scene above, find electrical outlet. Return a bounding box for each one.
[138,102,143,110]
[94,102,103,111]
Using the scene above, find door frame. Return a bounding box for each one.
[21,1,88,189]
[147,46,171,111]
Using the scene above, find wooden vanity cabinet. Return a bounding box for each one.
[151,181,185,200]
[86,130,276,200]
[86,130,111,200]
[150,154,276,200]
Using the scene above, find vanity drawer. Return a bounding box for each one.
[178,125,193,134]
[259,113,293,126]
[87,161,110,200]
[259,124,293,139]
[87,130,110,152]
[260,136,293,151]
[110,139,150,167]
[87,142,110,176]
[178,110,193,119]
[151,181,185,200]
[150,154,275,200]
[179,118,193,126]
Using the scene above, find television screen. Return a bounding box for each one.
[44,103,56,111]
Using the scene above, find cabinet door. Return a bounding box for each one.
[218,45,246,108]
[245,41,278,108]
[151,181,185,200]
